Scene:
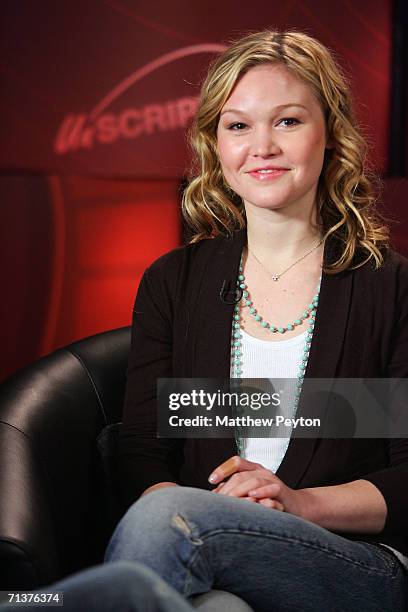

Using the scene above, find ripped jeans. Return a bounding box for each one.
[104,487,408,612]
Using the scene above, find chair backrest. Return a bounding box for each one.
[0,327,131,590]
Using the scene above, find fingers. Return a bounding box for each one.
[212,484,284,510]
[259,499,285,511]
[247,483,281,498]
[248,484,285,510]
[208,456,262,484]
[212,480,285,510]
[212,482,225,493]
[215,476,262,498]
[209,463,286,512]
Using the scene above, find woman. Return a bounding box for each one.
[105,31,408,611]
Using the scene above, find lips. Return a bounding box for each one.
[247,167,289,181]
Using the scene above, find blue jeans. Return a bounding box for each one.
[0,561,193,612]
[105,486,408,612]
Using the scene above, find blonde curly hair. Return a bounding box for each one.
[182,30,389,273]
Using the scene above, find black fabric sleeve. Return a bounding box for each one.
[361,258,408,535]
[116,265,184,511]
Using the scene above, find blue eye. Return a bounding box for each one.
[228,122,247,130]
[278,118,300,127]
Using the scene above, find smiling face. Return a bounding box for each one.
[216,63,329,219]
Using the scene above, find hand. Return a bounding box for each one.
[209,455,309,516]
[141,482,179,497]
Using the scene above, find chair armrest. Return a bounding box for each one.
[0,423,59,589]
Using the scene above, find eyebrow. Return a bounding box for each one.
[220,103,308,116]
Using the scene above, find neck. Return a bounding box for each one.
[245,205,322,263]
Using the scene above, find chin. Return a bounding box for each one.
[244,197,292,211]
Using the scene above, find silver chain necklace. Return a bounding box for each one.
[247,238,323,282]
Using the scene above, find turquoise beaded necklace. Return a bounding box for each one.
[231,254,321,455]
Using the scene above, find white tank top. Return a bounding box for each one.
[235,328,307,472]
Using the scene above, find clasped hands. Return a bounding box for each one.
[208,455,306,516]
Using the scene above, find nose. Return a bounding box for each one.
[250,127,281,157]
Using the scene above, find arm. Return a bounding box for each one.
[299,258,408,533]
[209,457,387,533]
[291,480,386,532]
[117,264,184,510]
[247,477,387,533]
[356,260,408,535]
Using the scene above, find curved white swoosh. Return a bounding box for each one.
[90,43,226,119]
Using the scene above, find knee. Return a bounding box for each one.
[125,486,213,524]
[105,486,210,561]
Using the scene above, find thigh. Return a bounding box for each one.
[106,487,408,612]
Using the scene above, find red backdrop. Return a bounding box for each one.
[1,0,407,381]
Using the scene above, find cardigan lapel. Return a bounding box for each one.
[192,230,246,378]
[276,239,354,488]
[191,230,246,460]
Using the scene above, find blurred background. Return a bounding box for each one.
[1,0,407,381]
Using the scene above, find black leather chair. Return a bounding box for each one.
[0,327,129,590]
[0,328,253,611]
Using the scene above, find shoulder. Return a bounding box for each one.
[138,231,244,306]
[145,231,242,281]
[352,246,408,282]
[146,237,219,273]
[382,249,408,308]
[134,233,241,316]
[366,248,408,291]
[350,248,408,321]
[381,247,408,274]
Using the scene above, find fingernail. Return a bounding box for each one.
[248,490,257,496]
[208,473,217,483]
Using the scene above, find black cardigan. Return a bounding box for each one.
[118,230,408,557]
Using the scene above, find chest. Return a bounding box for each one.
[239,253,323,342]
[175,269,390,380]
